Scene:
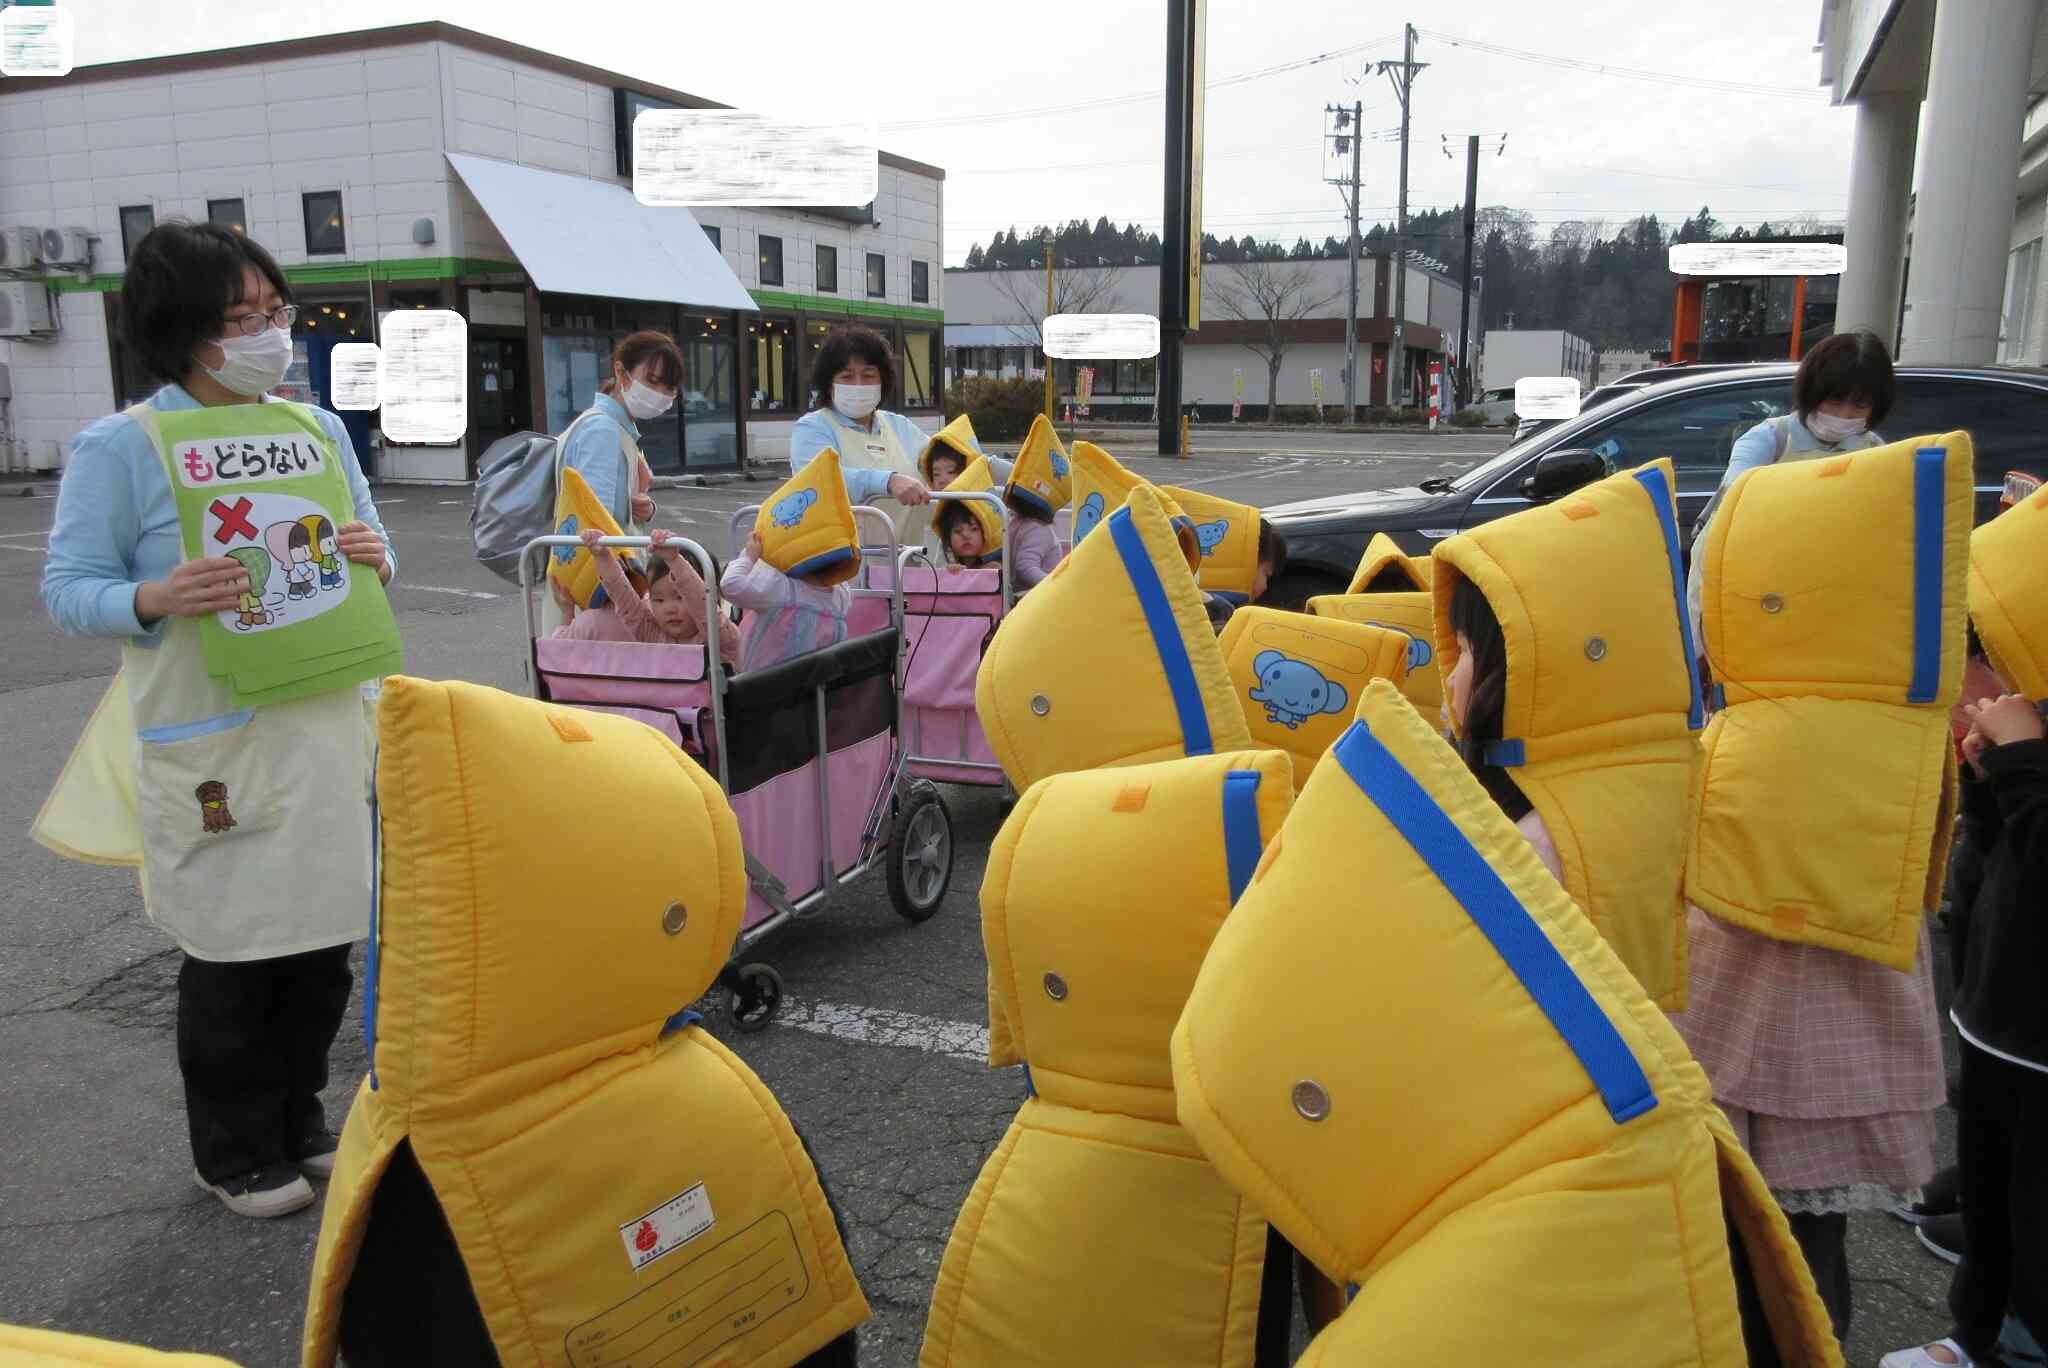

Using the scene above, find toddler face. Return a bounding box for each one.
[948,518,986,561]
[929,454,962,489]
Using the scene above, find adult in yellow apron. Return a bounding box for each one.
[36,392,389,1213]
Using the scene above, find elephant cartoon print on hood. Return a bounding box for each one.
[1248,650,1350,729]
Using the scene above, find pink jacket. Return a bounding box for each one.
[1007,514,1064,588]
[554,546,741,662]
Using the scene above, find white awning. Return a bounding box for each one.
[447,152,756,313]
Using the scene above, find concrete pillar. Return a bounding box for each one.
[1898,0,2040,365]
[1838,91,1920,348]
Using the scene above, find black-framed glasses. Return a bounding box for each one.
[222,305,300,336]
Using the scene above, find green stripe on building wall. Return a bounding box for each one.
[51,257,523,294]
[749,290,944,324]
[55,263,945,324]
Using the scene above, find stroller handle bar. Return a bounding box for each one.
[517,533,721,650]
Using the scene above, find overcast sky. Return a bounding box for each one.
[66,0,1856,264]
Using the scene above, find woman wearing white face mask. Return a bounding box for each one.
[542,331,685,633]
[1685,329,1895,655]
[39,222,396,1220]
[788,325,934,551]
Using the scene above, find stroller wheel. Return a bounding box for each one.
[728,962,784,1033]
[887,782,953,924]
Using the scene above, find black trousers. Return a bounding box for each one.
[1727,1208,1850,1365]
[176,943,353,1182]
[1949,1042,2048,1363]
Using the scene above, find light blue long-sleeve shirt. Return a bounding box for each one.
[788,407,1015,499]
[41,383,395,642]
[561,392,640,529]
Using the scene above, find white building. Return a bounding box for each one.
[1819,0,2048,366]
[942,254,1474,417]
[0,21,947,479]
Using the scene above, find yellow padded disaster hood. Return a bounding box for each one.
[976,484,1251,793]
[1173,683,1843,1368]
[1688,433,1974,970]
[302,677,867,1367]
[1159,482,1264,602]
[756,447,862,587]
[1217,606,1411,789]
[1345,531,1433,594]
[549,464,640,609]
[1968,477,2048,701]
[921,749,1293,1368]
[0,1326,239,1366]
[973,483,1254,1067]
[942,456,1006,558]
[918,413,983,487]
[1068,440,1200,569]
[1003,413,1071,518]
[1430,458,1702,1009]
[1306,590,1442,717]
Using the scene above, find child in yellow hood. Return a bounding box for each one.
[551,526,740,664]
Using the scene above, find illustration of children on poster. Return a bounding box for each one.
[200,493,350,633]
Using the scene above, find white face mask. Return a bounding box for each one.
[620,377,674,421]
[200,324,293,397]
[1806,411,1868,445]
[833,382,882,421]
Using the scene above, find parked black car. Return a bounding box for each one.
[1509,362,1777,443]
[1263,363,2048,608]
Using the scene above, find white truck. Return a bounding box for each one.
[1479,329,1598,398]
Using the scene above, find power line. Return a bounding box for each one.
[1414,28,1829,101]
[879,31,1401,131]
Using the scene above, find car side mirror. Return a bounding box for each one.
[1519,448,1608,502]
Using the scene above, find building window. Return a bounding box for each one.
[702,225,721,252]
[816,244,838,293]
[680,314,739,468]
[912,260,930,303]
[2000,238,2041,363]
[866,252,886,298]
[207,198,246,234]
[902,329,936,407]
[759,235,784,287]
[750,314,799,413]
[119,204,154,263]
[302,191,346,255]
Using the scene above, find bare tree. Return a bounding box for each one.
[1207,260,1340,424]
[988,264,1127,351]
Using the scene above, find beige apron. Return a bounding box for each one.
[540,407,647,636]
[32,406,377,963]
[824,409,930,555]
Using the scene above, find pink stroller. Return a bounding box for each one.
[520,513,955,1031]
[856,489,1018,802]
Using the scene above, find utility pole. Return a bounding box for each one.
[1157,0,1203,455]
[1458,134,1478,407]
[1327,102,1363,422]
[1043,228,1055,422]
[1377,24,1425,407]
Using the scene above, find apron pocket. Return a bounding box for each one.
[137,710,284,861]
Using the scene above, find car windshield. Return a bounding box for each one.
[1448,383,1645,490]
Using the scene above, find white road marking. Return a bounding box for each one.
[0,541,46,552]
[776,998,988,1063]
[437,499,463,506]
[400,584,500,599]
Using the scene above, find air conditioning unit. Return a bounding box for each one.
[0,227,42,270]
[0,282,57,337]
[40,226,93,268]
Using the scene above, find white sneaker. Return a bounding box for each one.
[193,1162,317,1218]
[1879,1339,1974,1368]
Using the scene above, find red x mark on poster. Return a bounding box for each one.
[210,497,257,544]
